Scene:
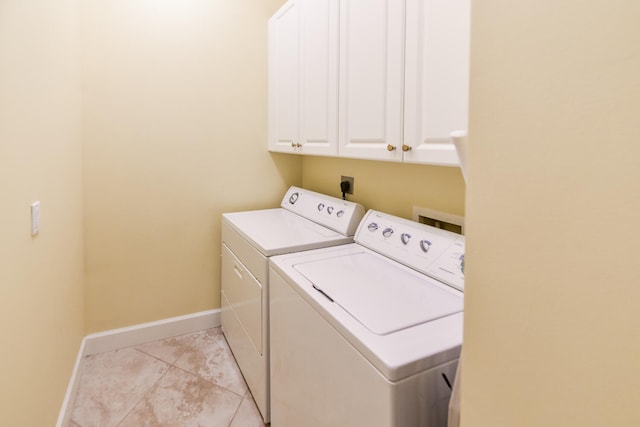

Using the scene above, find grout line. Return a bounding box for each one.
[131,336,194,370]
[227,390,250,427]
[114,359,171,427]
[133,327,247,398]
[168,363,248,399]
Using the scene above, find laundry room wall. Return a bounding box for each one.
[82,0,301,333]
[462,1,640,425]
[302,157,465,220]
[0,0,85,425]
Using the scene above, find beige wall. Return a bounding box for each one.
[79,0,464,334]
[463,1,640,425]
[303,157,465,219]
[0,1,85,425]
[298,0,466,222]
[82,0,301,332]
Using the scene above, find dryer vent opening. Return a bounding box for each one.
[412,207,464,235]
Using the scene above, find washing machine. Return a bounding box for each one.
[269,209,465,427]
[221,186,365,422]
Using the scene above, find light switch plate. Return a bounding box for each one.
[31,201,41,236]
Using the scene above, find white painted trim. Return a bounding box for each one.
[55,337,86,427]
[84,309,221,355]
[55,309,221,426]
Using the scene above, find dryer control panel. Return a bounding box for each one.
[281,186,366,237]
[355,210,465,291]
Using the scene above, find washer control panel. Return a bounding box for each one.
[281,186,366,236]
[355,210,465,291]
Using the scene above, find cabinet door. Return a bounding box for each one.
[298,0,339,156]
[268,0,300,153]
[403,0,470,165]
[268,0,339,156]
[338,0,405,161]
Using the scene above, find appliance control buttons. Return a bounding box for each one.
[336,210,345,218]
[382,227,394,238]
[327,206,334,214]
[401,233,411,245]
[420,240,432,253]
[368,223,379,232]
[317,203,325,211]
[289,193,299,204]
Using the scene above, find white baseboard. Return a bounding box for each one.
[56,337,86,427]
[83,309,221,355]
[56,309,221,426]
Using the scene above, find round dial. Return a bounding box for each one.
[327,206,334,214]
[382,227,394,238]
[401,233,411,245]
[367,223,379,232]
[420,240,432,253]
[336,210,345,218]
[459,254,465,274]
[317,203,325,211]
[289,193,299,204]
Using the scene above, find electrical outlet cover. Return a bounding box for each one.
[340,176,354,195]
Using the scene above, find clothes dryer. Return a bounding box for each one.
[221,186,365,422]
[269,209,465,427]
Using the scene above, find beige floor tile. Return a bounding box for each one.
[70,347,169,427]
[174,329,248,396]
[229,392,267,427]
[118,366,243,427]
[67,328,263,427]
[135,332,199,365]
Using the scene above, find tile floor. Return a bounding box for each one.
[68,327,266,427]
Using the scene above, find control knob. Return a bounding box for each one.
[420,240,432,253]
[382,227,394,238]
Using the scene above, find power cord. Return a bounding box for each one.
[340,181,351,200]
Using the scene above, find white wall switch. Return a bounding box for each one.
[31,201,41,236]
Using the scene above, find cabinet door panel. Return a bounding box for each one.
[299,0,339,156]
[404,0,470,165]
[339,0,404,161]
[269,1,300,153]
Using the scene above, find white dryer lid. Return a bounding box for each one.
[223,209,350,256]
[293,252,463,335]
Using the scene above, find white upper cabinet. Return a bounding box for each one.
[338,0,405,161]
[403,0,470,165]
[268,0,339,156]
[268,0,470,166]
[268,1,299,153]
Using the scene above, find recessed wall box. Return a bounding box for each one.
[412,206,464,235]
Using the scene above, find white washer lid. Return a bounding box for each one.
[293,252,463,335]
[223,209,350,256]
